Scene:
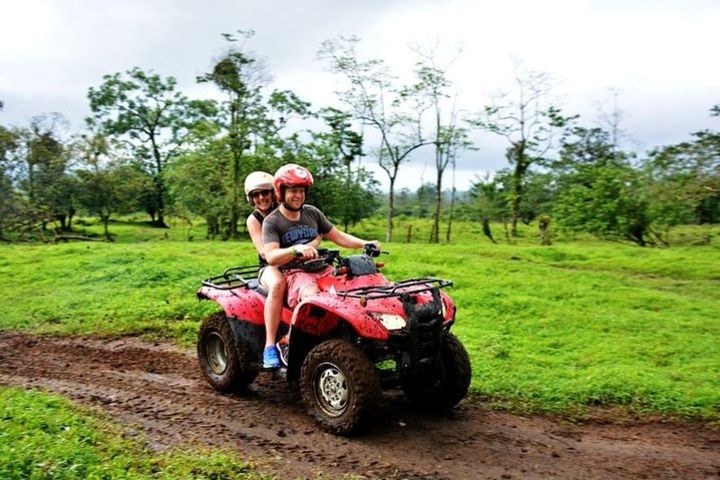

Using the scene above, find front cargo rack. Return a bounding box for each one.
[337,277,452,300]
[201,265,261,290]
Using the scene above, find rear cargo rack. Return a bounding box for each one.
[201,265,261,290]
[337,277,452,300]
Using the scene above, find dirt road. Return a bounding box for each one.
[1,332,717,479]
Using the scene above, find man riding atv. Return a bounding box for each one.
[197,164,470,435]
[261,163,380,367]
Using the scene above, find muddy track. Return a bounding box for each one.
[1,332,718,479]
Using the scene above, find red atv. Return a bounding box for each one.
[196,244,471,434]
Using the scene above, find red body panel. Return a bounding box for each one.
[292,292,389,340]
[197,270,456,339]
[197,286,266,326]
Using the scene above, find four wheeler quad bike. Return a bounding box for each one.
[196,244,471,435]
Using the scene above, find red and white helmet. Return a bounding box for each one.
[273,164,314,201]
[244,171,274,202]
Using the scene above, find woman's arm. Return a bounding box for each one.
[246,215,265,256]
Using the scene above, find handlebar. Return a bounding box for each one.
[363,243,387,258]
[298,245,386,273]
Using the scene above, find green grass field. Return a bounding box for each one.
[0,387,266,479]
[2,218,718,419]
[1,218,719,476]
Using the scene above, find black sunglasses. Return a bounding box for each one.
[250,189,273,199]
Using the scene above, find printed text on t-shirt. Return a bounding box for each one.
[282,226,318,245]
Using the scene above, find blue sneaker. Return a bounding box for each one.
[263,345,281,369]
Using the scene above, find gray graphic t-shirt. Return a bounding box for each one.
[262,204,333,249]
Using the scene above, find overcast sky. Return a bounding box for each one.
[1,0,718,190]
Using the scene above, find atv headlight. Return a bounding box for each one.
[370,313,406,331]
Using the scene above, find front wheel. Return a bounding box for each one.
[197,312,258,392]
[402,333,471,409]
[300,339,381,435]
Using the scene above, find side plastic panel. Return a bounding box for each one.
[291,293,389,340]
[197,286,265,326]
[440,291,457,322]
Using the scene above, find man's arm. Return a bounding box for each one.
[264,237,323,266]
[308,235,322,248]
[324,227,380,250]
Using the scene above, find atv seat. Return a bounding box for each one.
[246,279,268,297]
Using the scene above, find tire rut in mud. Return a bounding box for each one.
[1,332,718,479]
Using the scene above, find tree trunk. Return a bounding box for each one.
[431,168,443,243]
[155,191,166,227]
[151,136,168,228]
[538,216,551,245]
[206,216,216,240]
[430,108,442,244]
[67,208,75,231]
[101,215,110,240]
[386,176,396,243]
[229,148,241,239]
[509,145,529,238]
[482,218,497,244]
[503,217,511,243]
[446,186,456,243]
[510,166,523,237]
[631,225,646,247]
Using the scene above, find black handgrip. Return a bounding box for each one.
[363,243,386,258]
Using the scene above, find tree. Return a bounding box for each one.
[468,172,511,242]
[554,163,654,246]
[552,126,662,246]
[3,114,74,236]
[166,145,228,239]
[272,109,380,230]
[0,121,19,238]
[414,182,437,219]
[88,67,212,227]
[594,88,628,156]
[319,36,432,242]
[403,43,473,243]
[468,59,573,236]
[645,104,720,224]
[0,171,18,240]
[2,108,75,238]
[197,32,268,238]
[74,134,150,239]
[309,107,373,231]
[197,31,311,238]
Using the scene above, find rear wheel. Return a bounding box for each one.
[300,339,380,435]
[197,312,258,392]
[402,333,471,409]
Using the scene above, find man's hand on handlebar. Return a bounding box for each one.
[293,244,319,260]
[363,241,383,257]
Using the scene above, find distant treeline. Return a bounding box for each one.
[1,33,718,246]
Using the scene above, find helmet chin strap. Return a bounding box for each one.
[282,201,303,212]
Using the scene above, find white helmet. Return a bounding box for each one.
[244,171,274,202]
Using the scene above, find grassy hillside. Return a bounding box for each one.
[1,219,718,421]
